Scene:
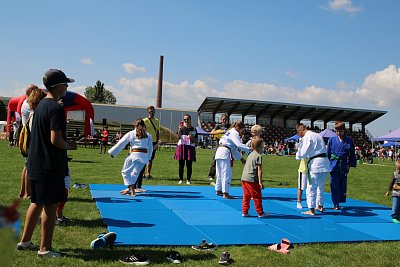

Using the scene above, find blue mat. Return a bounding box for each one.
[90,184,398,246]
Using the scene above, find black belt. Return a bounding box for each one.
[309,153,327,161]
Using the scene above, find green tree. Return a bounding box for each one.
[84,80,117,104]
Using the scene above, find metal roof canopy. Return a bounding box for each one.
[197,97,386,126]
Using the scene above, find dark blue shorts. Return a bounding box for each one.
[30,179,67,205]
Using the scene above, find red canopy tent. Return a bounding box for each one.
[7,91,94,136]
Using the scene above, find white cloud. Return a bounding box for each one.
[285,70,299,78]
[68,65,399,115]
[355,64,400,108]
[81,58,93,65]
[123,63,146,74]
[324,0,362,14]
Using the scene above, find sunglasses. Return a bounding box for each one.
[51,83,68,88]
[183,119,190,121]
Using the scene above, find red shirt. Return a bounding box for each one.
[101,130,109,142]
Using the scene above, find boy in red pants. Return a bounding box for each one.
[241,136,268,218]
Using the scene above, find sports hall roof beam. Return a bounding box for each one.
[298,107,317,120]
[325,110,345,123]
[256,104,272,117]
[340,111,358,122]
[242,103,256,117]
[270,105,288,119]
[309,108,330,122]
[227,101,242,115]
[287,106,302,120]
[213,100,226,114]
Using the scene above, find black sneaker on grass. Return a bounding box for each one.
[119,253,149,265]
[166,251,182,264]
[191,239,216,251]
[56,216,70,225]
[219,251,231,265]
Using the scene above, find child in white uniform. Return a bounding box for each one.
[215,121,251,199]
[108,119,153,196]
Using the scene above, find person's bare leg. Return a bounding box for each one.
[20,203,43,243]
[24,169,30,198]
[19,166,27,198]
[146,162,153,177]
[40,203,58,252]
[297,189,302,203]
[128,185,136,197]
[302,208,316,216]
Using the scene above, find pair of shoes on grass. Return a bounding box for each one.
[267,238,291,254]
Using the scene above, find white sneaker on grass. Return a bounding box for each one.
[178,180,183,184]
[37,250,65,257]
[16,241,38,251]
[186,181,191,185]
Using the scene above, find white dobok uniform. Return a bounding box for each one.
[296,130,330,209]
[108,130,153,185]
[215,128,251,194]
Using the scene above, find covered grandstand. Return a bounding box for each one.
[197,97,387,147]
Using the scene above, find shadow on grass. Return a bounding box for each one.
[68,197,95,203]
[69,160,100,163]
[58,218,106,228]
[64,247,217,263]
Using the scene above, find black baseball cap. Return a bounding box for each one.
[43,69,75,88]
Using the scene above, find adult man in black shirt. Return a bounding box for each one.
[17,69,77,257]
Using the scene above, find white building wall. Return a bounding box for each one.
[67,103,198,131]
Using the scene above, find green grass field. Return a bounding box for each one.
[0,141,398,267]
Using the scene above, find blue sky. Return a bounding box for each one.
[0,0,399,136]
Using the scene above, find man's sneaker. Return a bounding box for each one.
[178,180,183,184]
[56,216,70,225]
[296,202,303,209]
[166,251,182,264]
[37,249,66,257]
[242,213,250,217]
[191,239,216,251]
[16,241,38,251]
[258,212,269,218]
[208,177,214,181]
[144,175,154,180]
[219,251,231,265]
[119,253,149,265]
[186,181,191,185]
[73,183,88,189]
